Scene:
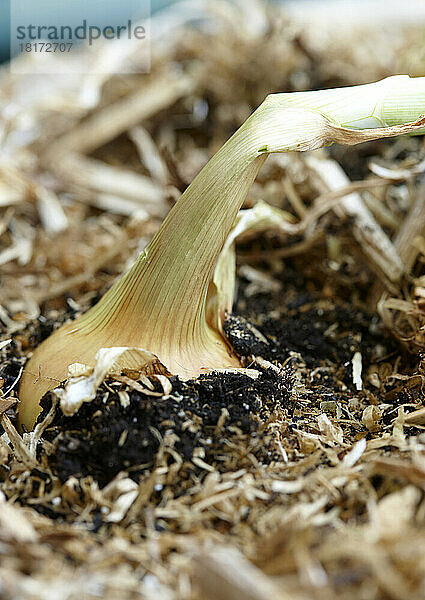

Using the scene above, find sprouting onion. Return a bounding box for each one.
[18,75,425,429]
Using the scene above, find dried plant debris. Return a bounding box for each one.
[1,1,425,599]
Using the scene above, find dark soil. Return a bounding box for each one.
[4,250,407,495]
[40,367,291,488]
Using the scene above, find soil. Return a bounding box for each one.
[2,252,419,515]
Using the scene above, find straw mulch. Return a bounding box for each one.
[1,2,425,599]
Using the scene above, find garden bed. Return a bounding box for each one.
[1,3,425,599]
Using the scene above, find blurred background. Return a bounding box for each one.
[2,0,424,65]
